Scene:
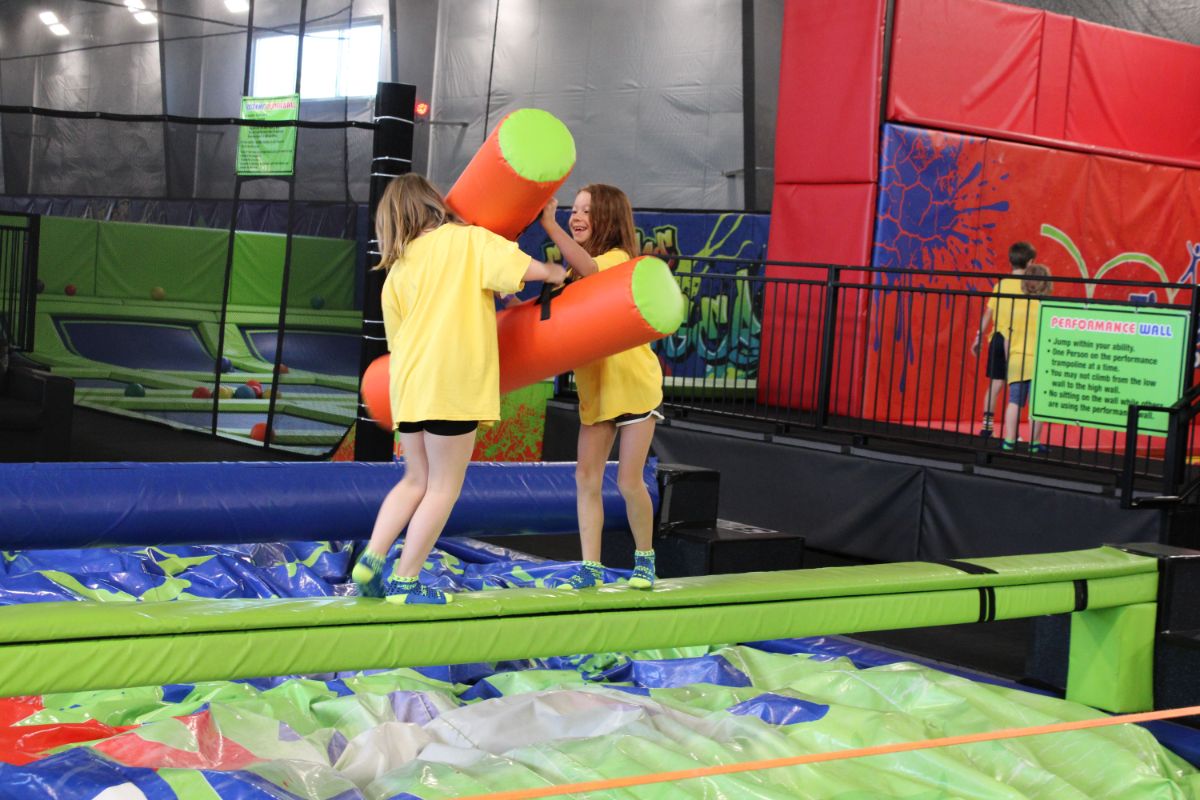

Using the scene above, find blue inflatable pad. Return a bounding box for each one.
[0,461,655,549]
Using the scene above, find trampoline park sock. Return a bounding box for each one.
[1001,439,1017,452]
[629,549,656,589]
[352,549,388,598]
[979,411,994,437]
[385,575,453,605]
[561,560,604,589]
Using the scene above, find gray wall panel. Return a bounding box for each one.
[428,0,744,209]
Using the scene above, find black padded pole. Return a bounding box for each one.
[354,81,416,461]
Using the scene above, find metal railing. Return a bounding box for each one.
[0,213,38,353]
[1120,387,1200,508]
[557,255,1198,487]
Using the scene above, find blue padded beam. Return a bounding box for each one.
[0,461,653,549]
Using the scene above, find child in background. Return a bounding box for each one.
[1000,263,1052,453]
[539,185,662,590]
[971,241,1037,438]
[353,174,566,604]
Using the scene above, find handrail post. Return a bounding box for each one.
[1120,404,1141,509]
[815,266,840,428]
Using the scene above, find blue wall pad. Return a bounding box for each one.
[0,461,654,549]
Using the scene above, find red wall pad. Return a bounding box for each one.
[761,0,887,412]
[759,183,876,413]
[774,0,887,184]
[890,0,1200,164]
[888,0,1043,135]
[1033,11,1073,140]
[1066,20,1200,162]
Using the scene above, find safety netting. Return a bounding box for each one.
[1,0,390,457]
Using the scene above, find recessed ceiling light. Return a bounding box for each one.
[225,0,250,12]
[49,23,69,35]
[133,10,156,24]
[39,11,59,25]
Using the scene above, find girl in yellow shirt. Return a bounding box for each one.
[353,174,566,604]
[540,184,663,590]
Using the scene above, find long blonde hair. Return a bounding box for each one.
[374,174,450,269]
[1022,263,1052,296]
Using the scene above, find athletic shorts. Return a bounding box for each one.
[1008,380,1031,408]
[611,408,665,428]
[396,420,479,436]
[985,332,1007,380]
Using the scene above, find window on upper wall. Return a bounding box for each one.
[251,22,383,99]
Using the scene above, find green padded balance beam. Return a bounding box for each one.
[0,547,1159,711]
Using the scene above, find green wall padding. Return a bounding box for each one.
[37,217,98,297]
[229,231,354,310]
[39,218,355,309]
[96,221,226,303]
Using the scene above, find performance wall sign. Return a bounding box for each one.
[1031,302,1190,435]
[236,95,300,177]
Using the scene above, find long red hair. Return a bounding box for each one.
[579,183,637,258]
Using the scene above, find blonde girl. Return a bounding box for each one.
[354,174,566,604]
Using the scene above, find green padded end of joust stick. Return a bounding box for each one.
[631,257,687,336]
[497,109,577,183]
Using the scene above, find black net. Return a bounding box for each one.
[0,0,406,458]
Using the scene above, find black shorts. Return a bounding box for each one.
[396,419,478,436]
[611,408,665,428]
[984,333,1007,380]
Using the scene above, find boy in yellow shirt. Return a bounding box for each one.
[971,241,1036,438]
[999,264,1052,453]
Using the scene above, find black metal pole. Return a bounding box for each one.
[210,0,257,435]
[262,0,309,448]
[354,81,416,461]
[815,266,841,427]
[741,0,757,211]
[156,0,173,199]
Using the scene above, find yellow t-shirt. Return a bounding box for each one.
[381,224,529,425]
[987,277,1040,383]
[573,249,664,425]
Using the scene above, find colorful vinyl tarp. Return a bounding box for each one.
[0,537,1194,798]
[4,642,1198,799]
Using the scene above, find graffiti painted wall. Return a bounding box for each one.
[867,123,1200,423]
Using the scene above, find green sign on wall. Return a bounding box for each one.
[236,95,300,176]
[1031,302,1191,436]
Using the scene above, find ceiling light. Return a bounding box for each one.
[124,0,145,9]
[133,10,156,23]
[49,23,69,35]
[39,11,59,25]
[225,0,250,11]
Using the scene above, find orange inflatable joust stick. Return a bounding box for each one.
[445,109,576,240]
[496,256,685,393]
